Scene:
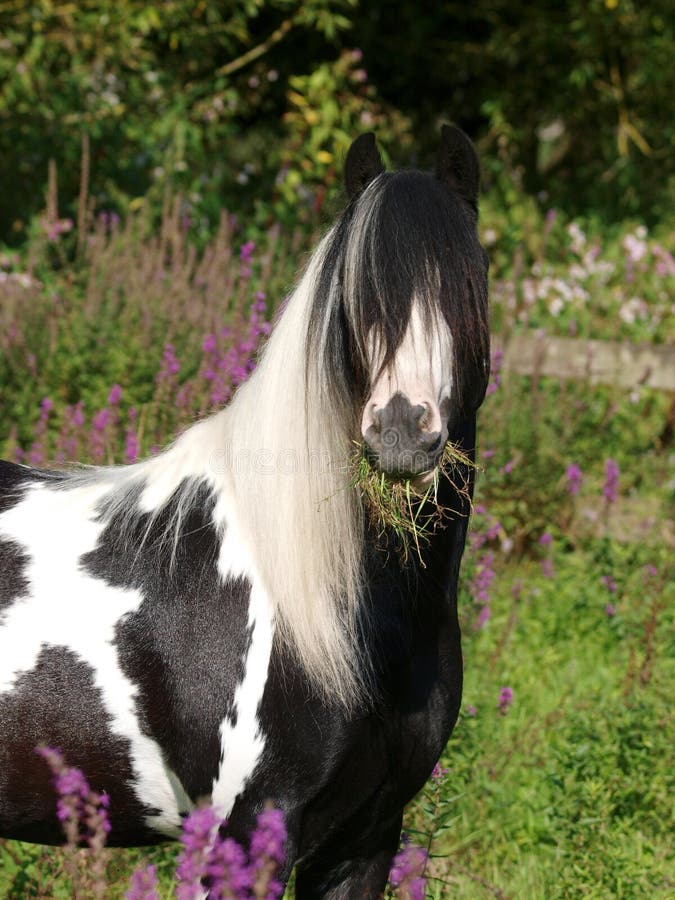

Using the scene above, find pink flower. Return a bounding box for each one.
[498,686,514,715]
[92,408,110,431]
[475,605,491,629]
[541,558,555,579]
[389,844,427,900]
[125,864,159,900]
[202,333,217,353]
[125,428,139,463]
[603,458,620,504]
[240,240,255,263]
[566,463,583,495]
[108,384,122,405]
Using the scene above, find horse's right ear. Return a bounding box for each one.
[345,133,385,199]
[436,123,480,209]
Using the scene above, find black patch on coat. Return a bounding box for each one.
[0,539,31,613]
[81,478,253,803]
[0,645,159,846]
[0,460,66,615]
[0,458,65,515]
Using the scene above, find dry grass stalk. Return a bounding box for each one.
[352,441,477,565]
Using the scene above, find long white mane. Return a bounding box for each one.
[223,233,366,705]
[63,232,368,707]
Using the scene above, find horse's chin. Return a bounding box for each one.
[411,468,437,489]
[379,467,438,490]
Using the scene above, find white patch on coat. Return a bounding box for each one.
[361,302,454,438]
[211,494,274,818]
[0,480,186,836]
[210,581,273,818]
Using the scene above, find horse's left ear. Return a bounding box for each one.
[436,123,480,208]
[345,133,385,199]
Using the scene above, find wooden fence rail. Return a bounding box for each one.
[496,334,675,392]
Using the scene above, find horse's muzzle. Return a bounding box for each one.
[362,392,447,477]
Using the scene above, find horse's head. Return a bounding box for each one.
[333,125,490,480]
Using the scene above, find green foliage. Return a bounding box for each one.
[421,542,674,899]
[355,0,675,222]
[2,1,674,243]
[0,0,357,240]
[272,49,411,223]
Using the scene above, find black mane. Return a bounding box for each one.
[309,169,490,423]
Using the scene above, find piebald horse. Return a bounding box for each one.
[0,125,489,898]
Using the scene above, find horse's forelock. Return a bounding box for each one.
[312,171,489,412]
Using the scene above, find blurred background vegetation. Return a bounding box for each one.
[1,0,674,244]
[0,4,673,897]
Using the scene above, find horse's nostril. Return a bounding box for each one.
[428,436,441,454]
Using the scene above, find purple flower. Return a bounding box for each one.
[486,348,503,396]
[207,835,252,899]
[202,333,217,353]
[126,864,159,900]
[566,463,583,496]
[176,805,220,900]
[40,396,54,417]
[248,807,287,898]
[541,557,555,579]
[485,521,502,541]
[125,428,139,463]
[108,384,122,405]
[35,746,110,853]
[472,551,496,602]
[605,603,617,618]
[465,704,477,717]
[92,408,110,431]
[250,808,286,865]
[538,531,553,547]
[240,240,256,263]
[475,605,491,629]
[161,343,180,377]
[498,686,514,715]
[430,762,449,784]
[600,574,617,593]
[69,403,85,427]
[389,844,428,900]
[603,458,620,504]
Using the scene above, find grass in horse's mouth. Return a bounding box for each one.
[351,442,477,565]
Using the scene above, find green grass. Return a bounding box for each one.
[399,539,674,899]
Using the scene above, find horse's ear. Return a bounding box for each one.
[436,123,480,208]
[345,133,385,199]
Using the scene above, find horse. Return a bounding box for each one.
[0,124,489,897]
